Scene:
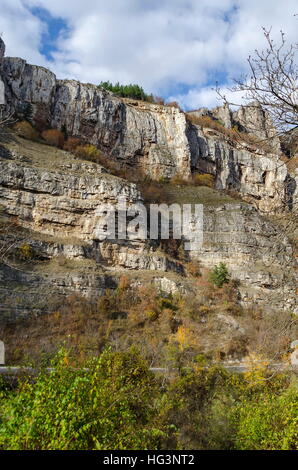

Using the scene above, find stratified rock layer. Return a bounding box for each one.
[0,41,296,319]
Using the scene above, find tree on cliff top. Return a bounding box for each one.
[217,27,298,136]
[99,81,149,101]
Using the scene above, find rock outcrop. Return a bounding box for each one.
[1,56,191,179]
[188,125,290,214]
[0,158,140,241]
[0,38,5,105]
[190,203,297,314]
[212,104,233,129]
[0,39,297,320]
[233,101,279,145]
[0,137,296,315]
[0,49,287,198]
[0,38,5,59]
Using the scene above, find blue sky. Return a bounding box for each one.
[0,0,297,109]
[28,6,69,61]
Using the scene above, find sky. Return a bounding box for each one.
[0,0,297,110]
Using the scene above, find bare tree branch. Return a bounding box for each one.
[217,28,298,135]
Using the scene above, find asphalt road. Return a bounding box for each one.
[0,363,295,376]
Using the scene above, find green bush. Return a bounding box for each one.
[16,243,35,261]
[0,348,165,450]
[74,144,102,162]
[209,262,230,287]
[234,384,298,449]
[99,81,149,101]
[0,346,297,450]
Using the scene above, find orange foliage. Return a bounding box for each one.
[63,137,81,152]
[14,121,39,141]
[41,129,65,148]
[192,173,215,188]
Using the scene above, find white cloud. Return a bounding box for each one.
[169,86,246,111]
[0,0,297,109]
[0,0,47,65]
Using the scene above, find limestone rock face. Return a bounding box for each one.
[190,203,297,314]
[2,58,56,114]
[188,125,289,214]
[0,56,294,212]
[0,158,141,241]
[0,49,296,320]
[1,58,191,179]
[0,38,5,105]
[0,151,184,276]
[233,101,281,151]
[0,79,4,105]
[0,38,5,59]
[212,104,233,128]
[0,144,296,314]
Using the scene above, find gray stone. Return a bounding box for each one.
[0,45,296,320]
[212,104,233,128]
[0,37,5,59]
[1,58,191,179]
[233,101,281,152]
[0,78,5,105]
[0,341,4,365]
[188,124,290,214]
[0,54,294,212]
[290,341,298,366]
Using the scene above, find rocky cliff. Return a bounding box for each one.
[0,39,297,322]
[1,55,191,179]
[1,45,296,217]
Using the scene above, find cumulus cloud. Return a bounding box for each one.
[0,0,297,109]
[169,86,247,111]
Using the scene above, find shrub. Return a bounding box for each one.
[234,386,298,450]
[186,260,201,277]
[192,173,215,188]
[41,129,65,148]
[73,144,103,162]
[186,113,273,153]
[118,275,130,290]
[13,121,38,141]
[166,101,181,110]
[209,263,230,288]
[170,173,190,185]
[99,81,149,101]
[0,348,165,450]
[160,239,184,259]
[187,114,224,131]
[16,243,35,261]
[63,137,81,152]
[139,182,171,203]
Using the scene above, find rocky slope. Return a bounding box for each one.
[1,38,297,216]
[0,37,297,323]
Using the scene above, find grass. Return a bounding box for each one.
[186,113,275,154]
[140,180,243,206]
[0,131,110,176]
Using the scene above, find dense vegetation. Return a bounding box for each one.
[0,348,297,450]
[99,81,152,101]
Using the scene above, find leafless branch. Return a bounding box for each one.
[217,28,298,135]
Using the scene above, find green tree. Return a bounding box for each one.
[99,81,149,101]
[209,262,230,287]
[234,381,298,450]
[0,348,165,450]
